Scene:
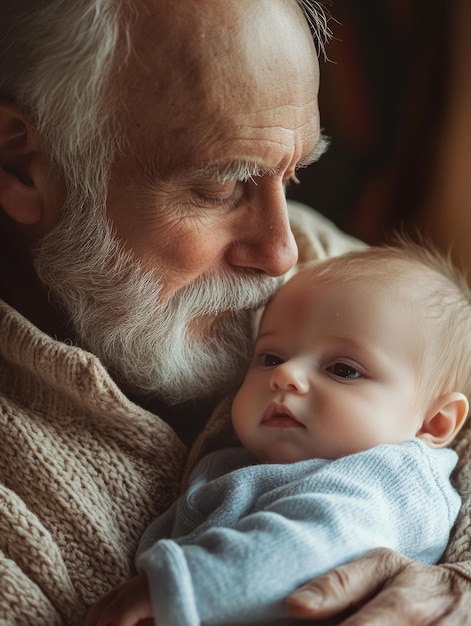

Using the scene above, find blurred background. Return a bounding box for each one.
[288,0,471,272]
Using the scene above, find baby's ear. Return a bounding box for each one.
[416,392,469,448]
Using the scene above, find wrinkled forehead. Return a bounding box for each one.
[117,0,319,148]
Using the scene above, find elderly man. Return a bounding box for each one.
[0,1,470,624]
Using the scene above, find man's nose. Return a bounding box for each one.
[224,182,299,277]
[270,361,309,394]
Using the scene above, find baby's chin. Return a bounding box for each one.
[254,444,314,465]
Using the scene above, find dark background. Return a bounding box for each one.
[288,0,453,246]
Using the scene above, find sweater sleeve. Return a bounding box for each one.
[0,482,87,625]
[137,441,459,626]
[0,551,63,625]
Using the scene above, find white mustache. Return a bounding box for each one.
[166,269,281,319]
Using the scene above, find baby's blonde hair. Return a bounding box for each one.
[298,238,471,411]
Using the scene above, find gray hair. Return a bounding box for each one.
[0,0,128,195]
[295,1,333,59]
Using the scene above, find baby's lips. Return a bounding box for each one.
[261,402,305,427]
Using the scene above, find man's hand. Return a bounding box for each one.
[286,548,471,625]
[84,574,154,626]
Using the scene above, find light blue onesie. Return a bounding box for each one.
[137,439,460,626]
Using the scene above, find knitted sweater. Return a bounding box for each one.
[5,203,460,625]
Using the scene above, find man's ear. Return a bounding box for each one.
[416,392,469,448]
[0,100,43,225]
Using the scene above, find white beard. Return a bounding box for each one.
[33,192,280,404]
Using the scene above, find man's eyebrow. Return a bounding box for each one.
[191,161,278,184]
[190,132,330,184]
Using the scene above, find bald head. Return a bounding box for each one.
[116,0,319,172]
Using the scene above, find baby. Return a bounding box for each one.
[86,241,471,626]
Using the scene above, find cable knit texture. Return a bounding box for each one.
[0,303,186,624]
[0,204,374,624]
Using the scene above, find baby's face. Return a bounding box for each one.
[231,270,427,463]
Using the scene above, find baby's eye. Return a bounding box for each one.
[262,354,284,367]
[326,363,362,379]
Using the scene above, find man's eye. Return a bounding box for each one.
[193,181,243,208]
[326,363,362,379]
[196,192,238,208]
[263,354,284,367]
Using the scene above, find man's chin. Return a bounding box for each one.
[187,314,218,338]
[187,310,239,338]
[187,300,272,340]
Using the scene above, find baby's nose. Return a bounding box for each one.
[270,361,309,394]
